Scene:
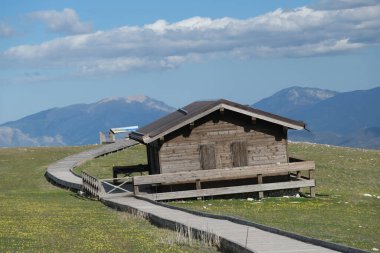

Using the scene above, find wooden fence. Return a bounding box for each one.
[82,171,102,198]
[81,171,133,198]
[133,160,316,201]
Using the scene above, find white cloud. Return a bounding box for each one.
[2,3,380,74]
[0,127,65,147]
[0,22,14,37]
[29,8,92,35]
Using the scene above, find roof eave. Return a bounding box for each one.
[145,104,224,143]
[135,101,305,144]
[129,132,146,143]
[221,104,305,130]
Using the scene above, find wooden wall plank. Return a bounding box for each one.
[158,111,288,174]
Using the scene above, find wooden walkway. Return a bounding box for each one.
[44,141,361,253]
[45,139,138,190]
[102,195,338,253]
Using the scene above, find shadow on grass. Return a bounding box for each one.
[70,193,98,201]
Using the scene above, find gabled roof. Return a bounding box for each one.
[130,99,305,144]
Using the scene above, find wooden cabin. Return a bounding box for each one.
[129,99,315,200]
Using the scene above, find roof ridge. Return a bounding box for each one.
[130,99,305,144]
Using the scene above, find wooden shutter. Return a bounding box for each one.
[147,143,160,174]
[199,145,216,170]
[231,141,248,167]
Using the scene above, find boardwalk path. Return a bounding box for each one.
[46,140,138,189]
[45,140,356,253]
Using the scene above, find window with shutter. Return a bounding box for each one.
[231,141,248,167]
[199,145,216,170]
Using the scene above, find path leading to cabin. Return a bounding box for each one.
[102,195,338,253]
[45,141,343,253]
[45,139,138,189]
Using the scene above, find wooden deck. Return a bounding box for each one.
[44,141,363,253]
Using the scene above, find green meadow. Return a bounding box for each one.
[14,143,378,251]
[73,144,147,178]
[0,146,217,253]
[77,142,380,252]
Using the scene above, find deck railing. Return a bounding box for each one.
[133,159,316,201]
[81,171,133,198]
[82,171,102,198]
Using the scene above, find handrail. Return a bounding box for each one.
[81,171,102,198]
[133,160,316,200]
[133,161,315,186]
[81,171,133,198]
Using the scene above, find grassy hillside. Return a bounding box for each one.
[0,146,216,253]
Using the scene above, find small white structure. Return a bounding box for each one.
[100,126,139,144]
[110,126,139,134]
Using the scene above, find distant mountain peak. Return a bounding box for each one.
[1,95,175,147]
[277,86,338,104]
[125,95,148,103]
[95,95,174,113]
[253,86,339,116]
[97,95,148,104]
[253,86,380,149]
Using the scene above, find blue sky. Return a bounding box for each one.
[1,0,379,124]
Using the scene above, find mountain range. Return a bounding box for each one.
[1,87,379,149]
[253,86,380,149]
[0,96,174,146]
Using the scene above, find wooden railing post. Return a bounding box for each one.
[133,178,140,195]
[97,179,106,199]
[257,174,264,199]
[309,169,316,197]
[195,179,201,190]
[296,171,301,179]
[196,179,202,200]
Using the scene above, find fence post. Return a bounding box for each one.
[309,169,316,197]
[132,177,139,195]
[257,174,264,199]
[97,179,106,199]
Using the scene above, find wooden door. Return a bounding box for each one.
[199,145,216,170]
[231,141,248,167]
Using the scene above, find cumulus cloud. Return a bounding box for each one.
[29,8,92,35]
[0,127,65,147]
[0,22,14,37]
[2,3,380,74]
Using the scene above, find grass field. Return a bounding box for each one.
[170,143,380,251]
[73,144,147,178]
[0,146,217,253]
[76,142,380,252]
